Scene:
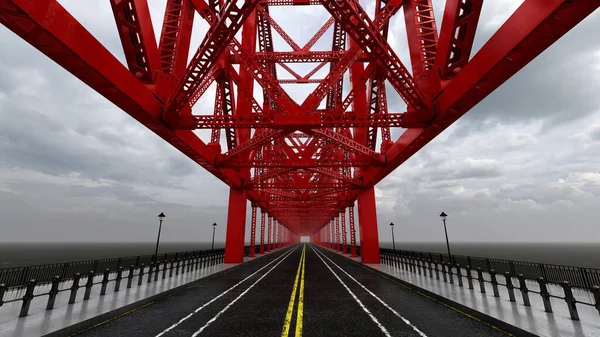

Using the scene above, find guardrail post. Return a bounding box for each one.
[456,264,463,287]
[196,253,202,270]
[538,277,553,312]
[504,272,516,302]
[592,286,600,316]
[19,279,36,317]
[169,259,175,278]
[100,269,110,295]
[561,281,579,320]
[466,265,474,290]
[115,266,123,292]
[489,269,499,297]
[517,274,530,306]
[180,258,186,275]
[428,260,433,278]
[477,268,486,293]
[84,271,94,300]
[448,263,454,284]
[0,283,6,307]
[434,261,440,280]
[127,265,135,288]
[138,264,145,286]
[154,262,161,282]
[441,263,448,282]
[175,259,181,275]
[147,262,154,284]
[69,273,81,303]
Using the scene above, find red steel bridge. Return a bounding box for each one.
[0,0,597,264]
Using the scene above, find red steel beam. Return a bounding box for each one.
[158,0,195,79]
[435,0,484,80]
[164,0,261,119]
[109,0,160,84]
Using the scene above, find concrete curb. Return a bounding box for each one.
[45,247,291,337]
[322,247,538,337]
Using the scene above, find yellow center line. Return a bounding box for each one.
[281,244,305,337]
[295,244,306,337]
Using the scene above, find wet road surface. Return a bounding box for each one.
[75,244,511,337]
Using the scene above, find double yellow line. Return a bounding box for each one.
[281,244,306,337]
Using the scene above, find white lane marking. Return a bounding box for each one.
[310,245,392,337]
[191,246,297,336]
[155,246,298,337]
[312,245,428,337]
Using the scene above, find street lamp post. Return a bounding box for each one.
[439,212,451,262]
[390,222,396,251]
[155,213,166,259]
[211,223,217,251]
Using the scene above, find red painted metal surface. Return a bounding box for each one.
[0,0,596,262]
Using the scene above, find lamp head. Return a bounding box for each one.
[439,212,447,221]
[158,212,166,220]
[212,222,217,227]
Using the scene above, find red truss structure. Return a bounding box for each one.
[1,0,597,263]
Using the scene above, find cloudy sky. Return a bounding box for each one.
[0,1,599,244]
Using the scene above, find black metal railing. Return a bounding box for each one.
[383,248,600,290]
[380,248,600,321]
[0,245,264,318]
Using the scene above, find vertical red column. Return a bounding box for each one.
[249,205,257,257]
[267,216,272,252]
[259,211,266,254]
[334,216,340,251]
[357,186,380,263]
[349,203,357,257]
[274,220,279,249]
[224,188,247,263]
[341,210,347,254]
[328,221,333,249]
[279,222,283,248]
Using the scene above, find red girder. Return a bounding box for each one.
[301,17,335,51]
[257,5,301,51]
[2,0,597,236]
[109,0,160,84]
[189,67,219,107]
[340,210,347,254]
[227,158,375,169]
[158,0,194,78]
[319,0,429,112]
[249,206,257,256]
[187,112,404,129]
[258,182,354,189]
[348,203,357,256]
[403,0,438,78]
[309,128,382,162]
[435,0,483,80]
[164,0,260,120]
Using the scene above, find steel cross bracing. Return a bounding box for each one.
[1,0,597,262]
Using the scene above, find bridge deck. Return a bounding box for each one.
[71,244,510,337]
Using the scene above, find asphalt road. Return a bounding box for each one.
[74,244,511,337]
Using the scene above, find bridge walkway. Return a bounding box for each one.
[74,244,510,337]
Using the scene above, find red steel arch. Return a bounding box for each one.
[0,0,598,262]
